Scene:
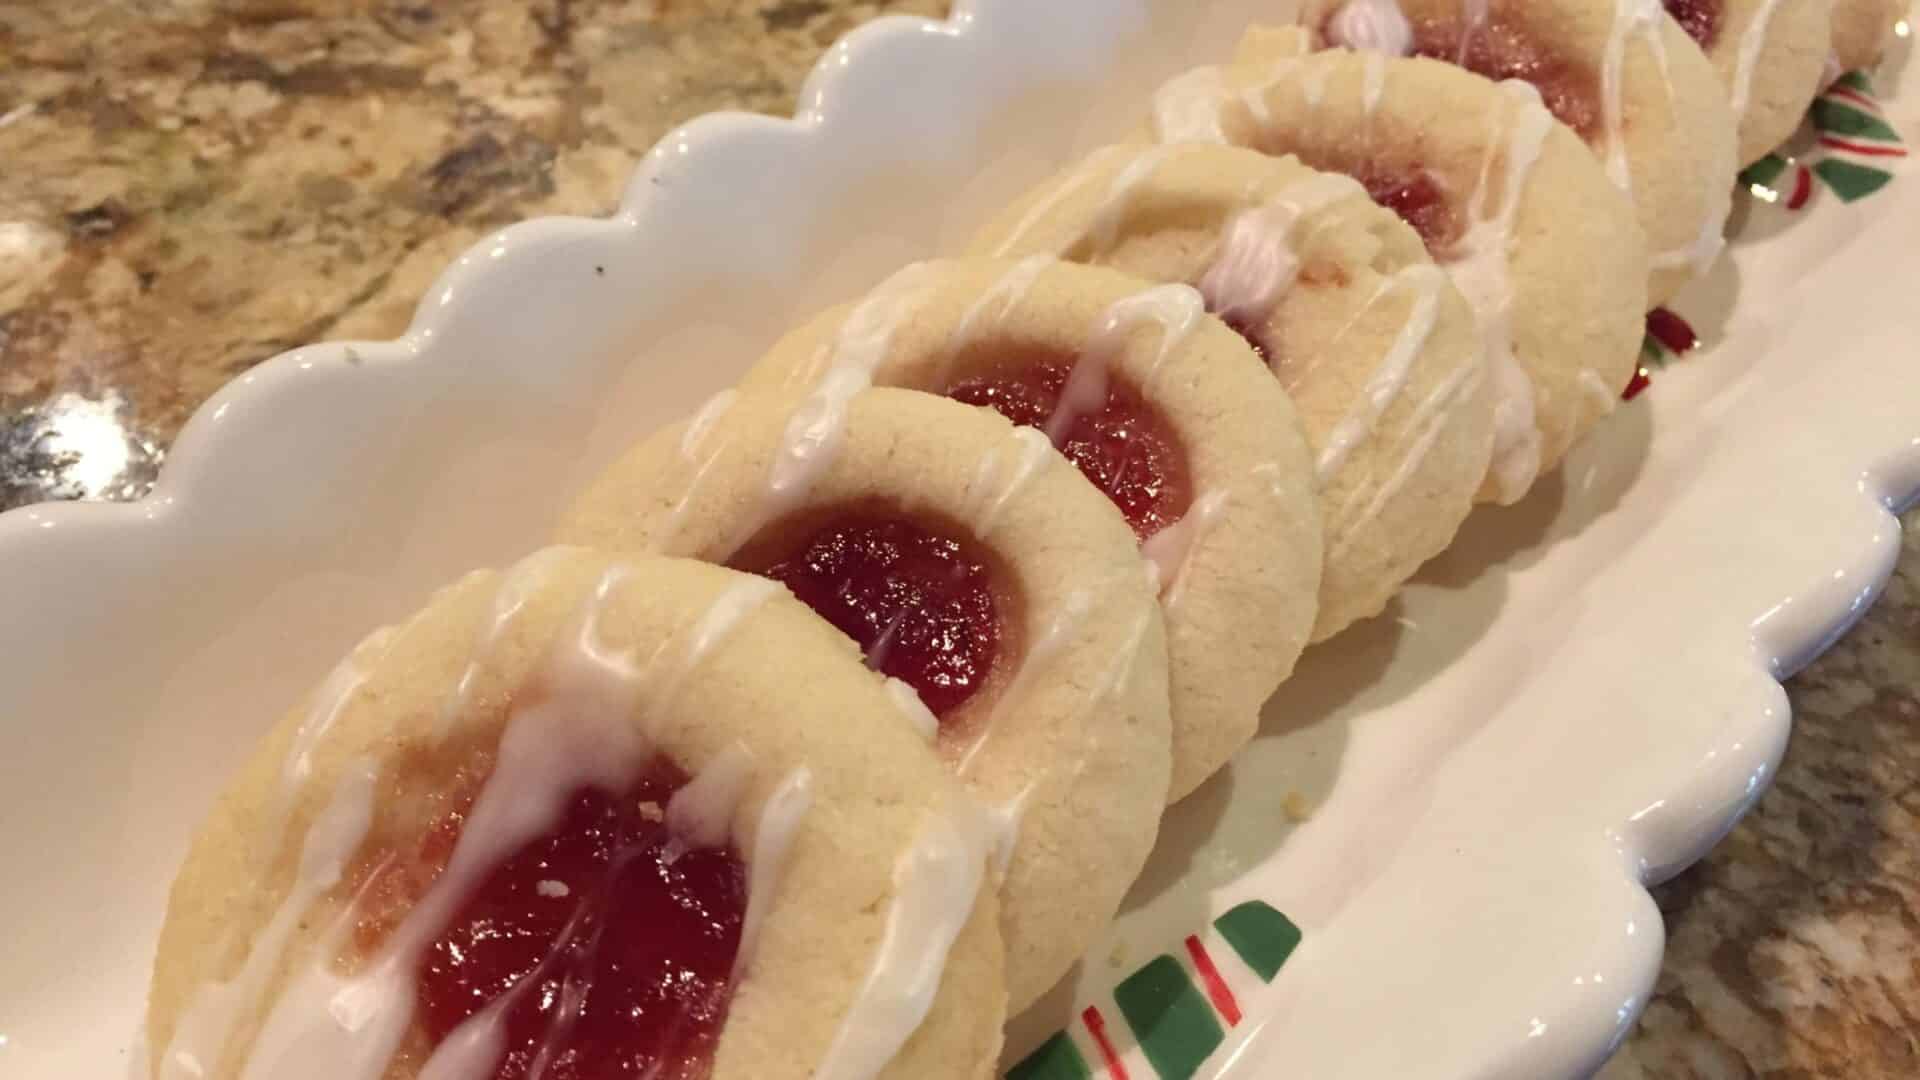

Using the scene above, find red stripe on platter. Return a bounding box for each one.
[1788,165,1814,210]
[1825,86,1882,113]
[1818,136,1909,157]
[1645,308,1698,355]
[1082,1006,1132,1080]
[1184,935,1244,1027]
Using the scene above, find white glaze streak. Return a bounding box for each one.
[1729,0,1789,121]
[1314,265,1446,485]
[1447,81,1553,504]
[238,569,777,1080]
[813,800,988,1080]
[1198,173,1362,336]
[1325,0,1415,56]
[158,761,380,1080]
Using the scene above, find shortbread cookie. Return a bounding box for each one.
[1152,45,1649,503]
[1297,1,1739,304]
[740,258,1323,799]
[556,388,1171,1013]
[147,549,1005,1080]
[966,153,1489,643]
[1666,0,1835,165]
[1830,0,1905,73]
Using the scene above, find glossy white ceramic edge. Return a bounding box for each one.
[0,2,1912,1078]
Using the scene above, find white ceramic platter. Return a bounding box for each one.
[1,2,1915,1077]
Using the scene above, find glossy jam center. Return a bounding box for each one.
[1355,166,1459,251]
[1409,18,1598,136]
[411,759,746,1080]
[738,514,1000,721]
[947,354,1193,541]
[1662,0,1721,50]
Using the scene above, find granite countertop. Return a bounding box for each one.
[2,2,1915,1075]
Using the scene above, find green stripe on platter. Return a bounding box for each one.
[1812,99,1901,142]
[1213,901,1302,982]
[1006,1032,1092,1080]
[1813,158,1895,203]
[1838,69,1874,94]
[1739,154,1788,189]
[1114,955,1226,1080]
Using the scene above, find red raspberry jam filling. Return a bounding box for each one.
[1662,0,1721,50]
[1354,165,1459,251]
[733,512,1003,721]
[361,756,744,1080]
[1408,17,1598,136]
[945,351,1194,541]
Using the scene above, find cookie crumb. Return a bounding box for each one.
[637,800,664,822]
[535,879,571,899]
[1283,790,1315,823]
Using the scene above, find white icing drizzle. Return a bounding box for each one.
[947,254,1055,362]
[667,742,757,850]
[982,785,1033,878]
[1457,0,1491,63]
[1325,0,1414,55]
[1040,284,1202,450]
[813,797,989,1080]
[989,145,1134,257]
[158,760,380,1080]
[1141,489,1231,604]
[962,426,1056,538]
[264,648,380,835]
[1329,356,1485,556]
[1446,80,1553,505]
[1314,264,1447,485]
[1729,0,1789,124]
[1577,366,1619,411]
[734,768,815,979]
[1648,189,1730,274]
[884,676,940,741]
[1085,146,1178,255]
[958,586,1099,777]
[237,570,778,1080]
[1151,65,1238,143]
[658,388,744,553]
[1197,173,1362,334]
[769,265,939,512]
[1599,0,1671,194]
[436,548,579,738]
[1361,50,1390,112]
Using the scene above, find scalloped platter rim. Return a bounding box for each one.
[0,3,1916,1078]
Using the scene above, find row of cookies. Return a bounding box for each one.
[139,3,1906,1078]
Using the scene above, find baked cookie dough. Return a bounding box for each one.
[967,152,1489,643]
[740,258,1323,799]
[1299,0,1739,304]
[556,387,1171,1013]
[1666,0,1835,165]
[147,549,1005,1080]
[1151,43,1650,503]
[1830,0,1906,73]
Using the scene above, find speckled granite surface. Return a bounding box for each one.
[2,2,1915,1075]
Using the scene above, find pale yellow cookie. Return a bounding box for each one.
[966,151,1489,643]
[1299,0,1740,304]
[1150,46,1650,503]
[147,550,1004,1080]
[1830,0,1906,72]
[739,258,1323,797]
[1669,0,1835,165]
[556,388,1170,1013]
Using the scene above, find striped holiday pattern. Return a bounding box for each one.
[1740,70,1906,208]
[1006,901,1303,1080]
[1624,307,1700,401]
